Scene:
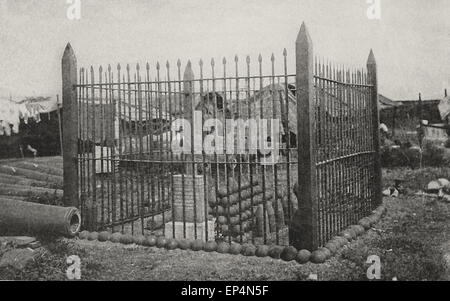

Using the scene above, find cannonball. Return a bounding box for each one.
[280,246,298,262]
[109,232,122,243]
[230,216,240,225]
[268,246,284,259]
[358,217,372,230]
[331,236,348,247]
[119,234,134,245]
[347,228,358,239]
[178,239,192,250]
[165,238,178,250]
[229,207,239,216]
[204,241,218,252]
[368,214,380,225]
[241,244,257,256]
[340,231,353,242]
[324,242,339,255]
[310,249,328,264]
[318,247,331,259]
[79,230,90,240]
[133,235,146,245]
[220,224,229,235]
[218,216,227,225]
[296,249,311,264]
[87,232,99,241]
[229,243,242,255]
[143,235,157,247]
[232,224,242,235]
[156,236,168,248]
[98,231,111,242]
[217,242,230,254]
[255,245,270,257]
[191,239,205,251]
[217,206,225,216]
[351,225,365,236]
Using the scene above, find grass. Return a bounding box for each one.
[2,157,450,280]
[2,191,450,280]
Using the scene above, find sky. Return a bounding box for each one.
[0,0,449,100]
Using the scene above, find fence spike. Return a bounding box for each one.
[211,58,215,66]
[156,61,160,70]
[177,59,181,68]
[367,49,376,65]
[126,64,130,71]
[271,53,275,62]
[199,58,203,66]
[234,55,238,62]
[136,63,140,71]
[222,57,226,65]
[283,48,287,57]
[183,60,194,81]
[117,63,121,71]
[166,60,170,69]
[246,55,250,64]
[107,64,111,72]
[258,54,262,62]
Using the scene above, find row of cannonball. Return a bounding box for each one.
[78,205,386,264]
[78,230,311,263]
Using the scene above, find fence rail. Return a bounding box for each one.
[62,22,382,251]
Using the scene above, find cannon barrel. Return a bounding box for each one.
[0,199,81,237]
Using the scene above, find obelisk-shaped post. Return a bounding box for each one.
[62,43,79,208]
[289,22,318,251]
[367,50,382,207]
[183,61,196,175]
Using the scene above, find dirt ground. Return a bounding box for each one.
[1,167,450,281]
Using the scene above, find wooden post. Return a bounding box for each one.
[183,61,195,175]
[56,94,64,156]
[289,22,318,251]
[418,93,423,122]
[392,107,397,137]
[62,43,79,208]
[367,50,382,207]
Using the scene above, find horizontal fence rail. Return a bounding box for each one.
[62,22,381,251]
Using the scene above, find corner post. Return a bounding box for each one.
[183,61,196,175]
[367,50,382,207]
[289,22,318,251]
[62,43,79,208]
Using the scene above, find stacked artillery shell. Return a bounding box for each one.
[210,179,263,239]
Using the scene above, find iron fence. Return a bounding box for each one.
[62,22,382,251]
